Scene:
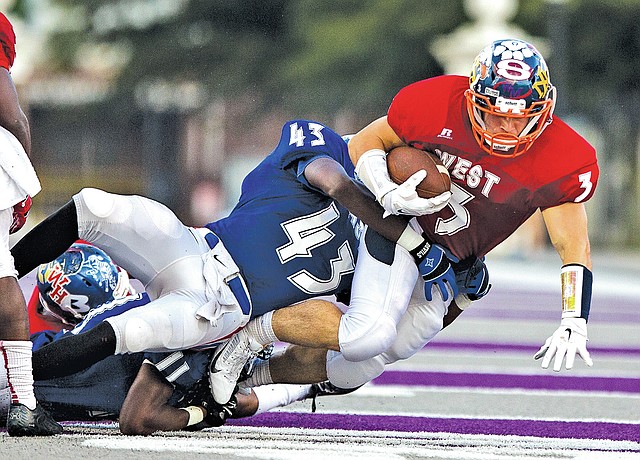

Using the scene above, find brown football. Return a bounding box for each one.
[387,146,451,198]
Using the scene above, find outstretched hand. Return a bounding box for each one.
[534,318,593,371]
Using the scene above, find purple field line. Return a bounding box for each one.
[425,340,640,356]
[228,412,640,444]
[372,370,640,393]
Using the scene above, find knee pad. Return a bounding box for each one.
[338,314,397,362]
[75,188,118,219]
[384,300,447,362]
[326,350,385,389]
[121,317,156,353]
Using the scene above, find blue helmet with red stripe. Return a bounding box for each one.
[36,243,132,326]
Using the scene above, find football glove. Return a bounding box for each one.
[411,240,458,302]
[9,195,32,234]
[380,171,452,217]
[534,318,593,372]
[355,148,451,217]
[452,256,491,301]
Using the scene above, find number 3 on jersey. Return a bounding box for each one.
[289,122,326,148]
[276,202,355,295]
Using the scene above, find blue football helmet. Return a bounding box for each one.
[465,39,556,157]
[36,243,133,326]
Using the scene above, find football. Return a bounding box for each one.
[386,146,451,198]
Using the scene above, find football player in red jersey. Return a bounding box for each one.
[0,12,62,435]
[348,38,597,375]
[239,39,593,395]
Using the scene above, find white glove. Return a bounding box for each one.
[534,318,593,372]
[380,171,452,216]
[355,149,451,217]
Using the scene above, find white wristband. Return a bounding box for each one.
[180,406,205,426]
[354,149,397,203]
[397,224,426,252]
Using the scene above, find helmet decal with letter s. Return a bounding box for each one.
[465,39,556,157]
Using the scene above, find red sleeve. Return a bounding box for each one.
[527,119,599,209]
[388,76,464,139]
[0,13,16,70]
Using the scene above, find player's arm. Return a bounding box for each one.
[304,155,407,241]
[0,34,35,234]
[534,201,594,371]
[304,156,458,302]
[347,116,405,165]
[542,202,592,268]
[0,67,31,155]
[119,362,203,435]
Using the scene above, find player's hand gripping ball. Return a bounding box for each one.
[387,146,451,198]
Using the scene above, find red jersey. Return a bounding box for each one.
[0,12,16,70]
[387,75,599,260]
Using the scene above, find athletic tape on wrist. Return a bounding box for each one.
[398,225,426,253]
[179,406,205,426]
[560,264,592,322]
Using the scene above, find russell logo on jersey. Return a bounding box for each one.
[437,128,454,140]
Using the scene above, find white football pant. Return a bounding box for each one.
[73,188,249,353]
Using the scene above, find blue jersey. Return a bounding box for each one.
[206,120,359,316]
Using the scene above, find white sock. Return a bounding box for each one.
[241,358,273,388]
[252,384,313,414]
[245,311,279,345]
[0,340,37,410]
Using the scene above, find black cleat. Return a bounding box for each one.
[307,381,361,412]
[203,394,239,427]
[7,403,63,436]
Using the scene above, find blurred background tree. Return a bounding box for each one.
[5,0,640,250]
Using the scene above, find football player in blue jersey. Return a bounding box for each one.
[11,119,478,407]
[2,245,317,434]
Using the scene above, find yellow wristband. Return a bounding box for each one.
[179,406,205,426]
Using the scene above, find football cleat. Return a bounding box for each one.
[208,329,264,404]
[307,381,361,413]
[203,394,239,427]
[7,403,63,436]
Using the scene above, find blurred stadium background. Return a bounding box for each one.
[4,0,640,257]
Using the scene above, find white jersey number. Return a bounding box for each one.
[277,203,355,294]
[574,171,593,203]
[435,183,473,236]
[289,121,326,147]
